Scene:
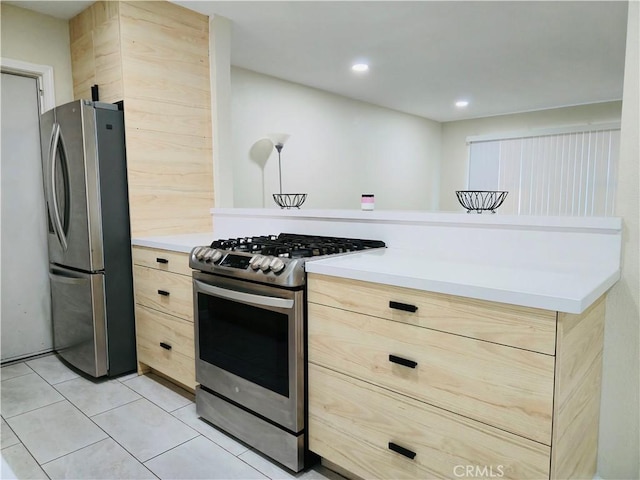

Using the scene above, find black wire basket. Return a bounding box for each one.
[273,193,307,209]
[456,191,508,213]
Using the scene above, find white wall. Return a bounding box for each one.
[230,67,442,210]
[439,102,623,211]
[599,2,640,478]
[0,3,73,106]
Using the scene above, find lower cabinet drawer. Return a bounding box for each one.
[308,274,557,355]
[132,246,192,276]
[133,265,193,321]
[309,302,554,445]
[308,363,550,480]
[135,305,196,389]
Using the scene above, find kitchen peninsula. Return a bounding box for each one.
[132,208,621,479]
[203,208,620,311]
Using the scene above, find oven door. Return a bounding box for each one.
[193,271,304,433]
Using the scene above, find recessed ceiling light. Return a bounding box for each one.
[455,100,469,108]
[352,63,369,72]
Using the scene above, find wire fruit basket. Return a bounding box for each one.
[273,193,307,209]
[456,191,508,214]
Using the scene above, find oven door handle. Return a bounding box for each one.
[194,280,294,310]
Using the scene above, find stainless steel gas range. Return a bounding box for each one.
[189,233,385,472]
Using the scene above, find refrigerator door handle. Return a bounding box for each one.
[49,123,68,251]
[44,124,58,237]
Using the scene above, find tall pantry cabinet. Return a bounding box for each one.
[69,1,213,389]
[69,1,214,237]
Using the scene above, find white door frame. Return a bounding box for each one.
[1,57,56,112]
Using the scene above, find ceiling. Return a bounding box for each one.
[9,1,628,122]
[4,1,93,20]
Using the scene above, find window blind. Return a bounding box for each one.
[468,128,620,216]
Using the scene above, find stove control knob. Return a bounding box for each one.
[269,257,285,273]
[260,256,272,272]
[194,247,206,260]
[211,250,223,264]
[250,255,263,270]
[203,249,216,262]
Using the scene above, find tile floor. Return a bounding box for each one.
[0,354,342,480]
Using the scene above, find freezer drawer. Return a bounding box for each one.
[49,265,107,377]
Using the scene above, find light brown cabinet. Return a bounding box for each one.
[308,273,605,480]
[133,266,193,321]
[70,1,213,237]
[308,274,557,355]
[70,1,212,392]
[132,246,195,390]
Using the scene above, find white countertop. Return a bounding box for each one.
[212,208,622,232]
[132,209,621,314]
[305,248,620,314]
[131,232,213,254]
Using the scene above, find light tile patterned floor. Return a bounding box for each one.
[0,354,342,480]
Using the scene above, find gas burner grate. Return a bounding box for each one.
[209,233,385,259]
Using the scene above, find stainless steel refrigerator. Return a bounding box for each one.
[40,99,136,377]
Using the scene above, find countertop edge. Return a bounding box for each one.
[211,208,622,233]
[305,259,620,314]
[131,232,213,254]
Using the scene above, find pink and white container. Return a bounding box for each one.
[361,194,375,211]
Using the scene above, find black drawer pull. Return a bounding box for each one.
[159,342,172,350]
[156,257,169,264]
[389,301,418,313]
[389,354,418,369]
[388,442,416,460]
[157,289,170,296]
